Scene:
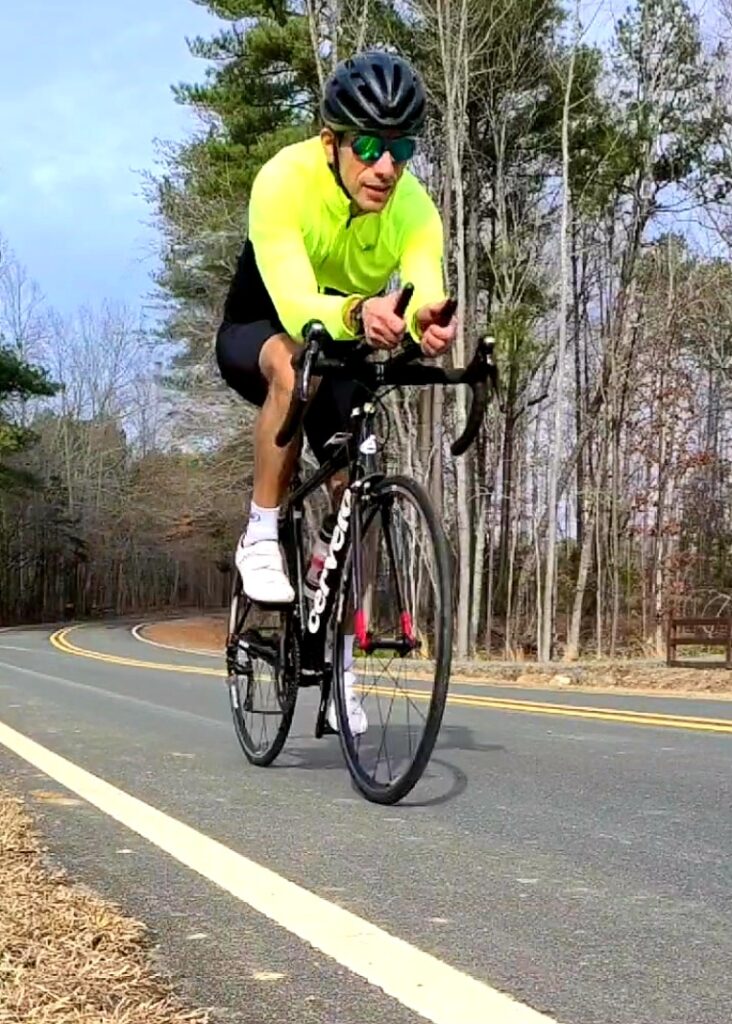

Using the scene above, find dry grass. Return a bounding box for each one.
[143,618,225,655]
[0,788,209,1024]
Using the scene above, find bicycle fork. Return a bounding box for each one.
[351,487,416,657]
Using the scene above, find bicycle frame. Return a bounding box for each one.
[281,397,383,685]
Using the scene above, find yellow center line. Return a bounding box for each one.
[50,626,223,677]
[354,684,732,734]
[49,627,732,735]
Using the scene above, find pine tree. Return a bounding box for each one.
[0,345,59,489]
[152,1,324,366]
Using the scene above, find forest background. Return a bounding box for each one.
[3,0,732,662]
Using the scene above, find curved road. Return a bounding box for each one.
[0,622,730,1024]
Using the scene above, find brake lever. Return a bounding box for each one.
[464,336,495,382]
[297,321,331,398]
[276,320,331,447]
[449,335,496,457]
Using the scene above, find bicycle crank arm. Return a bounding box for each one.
[314,685,337,738]
[231,633,279,667]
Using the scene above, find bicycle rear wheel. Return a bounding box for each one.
[333,475,452,803]
[226,575,298,766]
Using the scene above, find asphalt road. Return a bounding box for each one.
[0,622,730,1024]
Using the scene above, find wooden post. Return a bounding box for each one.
[666,615,674,667]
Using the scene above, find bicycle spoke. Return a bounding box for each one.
[381,663,428,724]
[371,679,397,783]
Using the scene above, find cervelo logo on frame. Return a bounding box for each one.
[307,488,353,634]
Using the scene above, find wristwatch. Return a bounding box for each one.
[349,299,365,337]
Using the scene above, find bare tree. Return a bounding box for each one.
[540,5,578,661]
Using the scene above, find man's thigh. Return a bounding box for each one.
[217,320,363,467]
[215,320,283,406]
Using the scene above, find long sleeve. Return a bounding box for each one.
[248,158,358,341]
[398,187,446,338]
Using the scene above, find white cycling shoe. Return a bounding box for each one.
[327,670,368,736]
[235,537,295,604]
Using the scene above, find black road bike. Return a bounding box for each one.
[226,289,497,803]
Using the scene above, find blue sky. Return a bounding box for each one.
[1,1,716,321]
[0,1,219,315]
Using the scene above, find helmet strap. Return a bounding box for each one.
[331,134,355,204]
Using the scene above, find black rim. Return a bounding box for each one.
[334,476,452,803]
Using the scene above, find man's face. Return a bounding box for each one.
[321,129,410,212]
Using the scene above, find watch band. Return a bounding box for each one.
[352,300,365,337]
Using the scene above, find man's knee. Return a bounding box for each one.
[328,472,348,505]
[259,333,299,395]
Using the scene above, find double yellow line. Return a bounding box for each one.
[359,683,732,734]
[50,626,222,677]
[49,626,732,735]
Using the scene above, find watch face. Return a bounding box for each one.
[353,303,364,334]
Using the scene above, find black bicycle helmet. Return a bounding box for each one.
[321,50,426,135]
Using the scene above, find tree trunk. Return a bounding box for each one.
[595,498,604,657]
[565,496,597,660]
[539,36,575,661]
[485,514,495,655]
[496,396,517,611]
[572,217,584,550]
[437,0,471,658]
[470,452,487,653]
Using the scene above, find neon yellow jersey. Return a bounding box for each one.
[242,136,445,341]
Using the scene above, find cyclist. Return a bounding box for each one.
[216,50,456,730]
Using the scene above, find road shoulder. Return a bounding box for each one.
[0,782,208,1024]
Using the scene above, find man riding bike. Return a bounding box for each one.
[216,49,457,731]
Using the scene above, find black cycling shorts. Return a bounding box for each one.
[216,318,364,465]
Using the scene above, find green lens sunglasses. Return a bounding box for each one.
[350,134,417,164]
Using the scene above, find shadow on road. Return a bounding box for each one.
[269,723,505,807]
[400,725,506,807]
[434,722,505,756]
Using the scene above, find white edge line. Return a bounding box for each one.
[0,717,559,1024]
[131,622,220,659]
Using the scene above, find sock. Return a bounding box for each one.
[343,634,355,673]
[325,634,355,673]
[244,501,279,545]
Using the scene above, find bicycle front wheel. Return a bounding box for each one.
[333,475,452,803]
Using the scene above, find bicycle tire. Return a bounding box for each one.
[333,475,452,803]
[226,574,298,766]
